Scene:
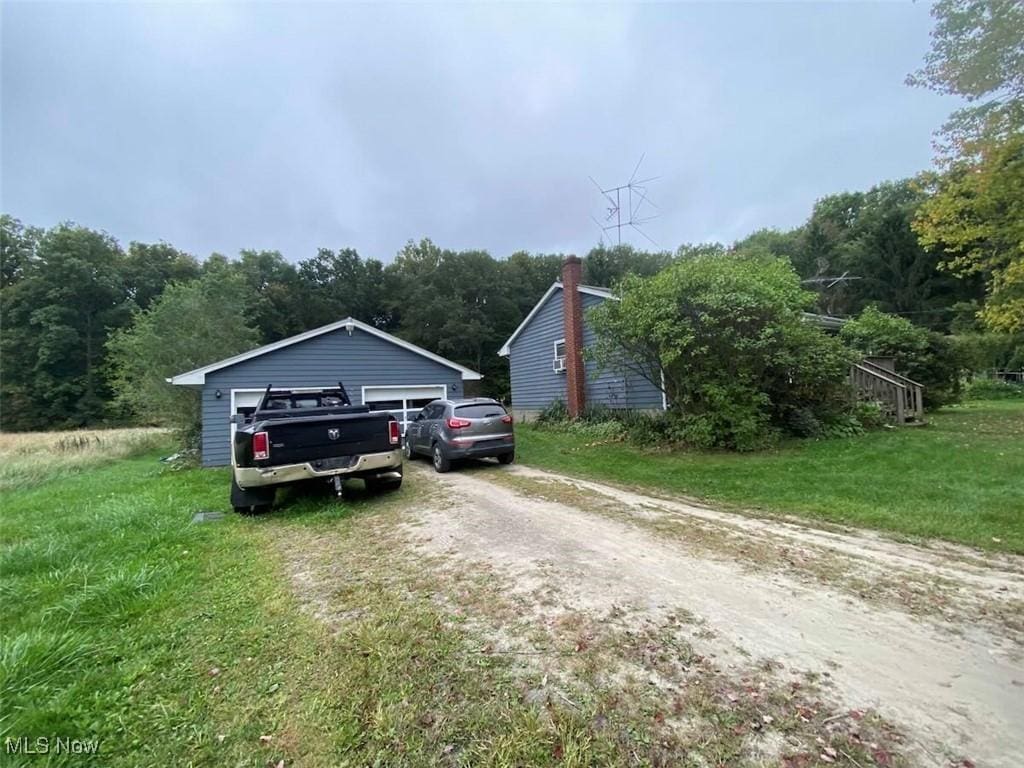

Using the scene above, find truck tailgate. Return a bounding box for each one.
[259,413,395,466]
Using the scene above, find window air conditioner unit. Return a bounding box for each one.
[552,357,566,373]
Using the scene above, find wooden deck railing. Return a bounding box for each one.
[850,360,925,424]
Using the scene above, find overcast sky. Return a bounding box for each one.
[2,1,959,263]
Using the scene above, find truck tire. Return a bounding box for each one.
[431,443,451,474]
[403,436,417,460]
[230,476,275,515]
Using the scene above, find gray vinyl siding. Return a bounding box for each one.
[581,294,664,410]
[200,326,464,467]
[507,289,567,409]
[508,288,665,412]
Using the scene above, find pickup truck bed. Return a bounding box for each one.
[230,387,403,513]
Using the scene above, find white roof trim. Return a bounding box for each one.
[497,281,618,357]
[578,284,617,300]
[167,317,483,386]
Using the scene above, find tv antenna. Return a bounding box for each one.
[801,272,862,289]
[589,154,660,247]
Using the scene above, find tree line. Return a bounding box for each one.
[1,0,1020,434]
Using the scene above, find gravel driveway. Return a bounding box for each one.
[404,462,1024,767]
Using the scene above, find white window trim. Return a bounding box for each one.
[552,338,567,374]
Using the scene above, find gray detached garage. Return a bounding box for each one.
[169,317,482,467]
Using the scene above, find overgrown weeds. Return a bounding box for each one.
[0,427,169,490]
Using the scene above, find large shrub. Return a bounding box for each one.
[952,331,1024,373]
[588,252,856,450]
[840,306,964,408]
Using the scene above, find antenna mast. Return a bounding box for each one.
[589,154,660,247]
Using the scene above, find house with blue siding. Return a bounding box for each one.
[500,256,850,421]
[169,318,481,466]
[499,256,664,420]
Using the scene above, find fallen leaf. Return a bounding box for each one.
[871,746,893,767]
[208,667,221,677]
[259,735,273,745]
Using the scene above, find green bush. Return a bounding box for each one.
[536,400,570,423]
[952,332,1024,372]
[841,306,964,409]
[964,377,1024,400]
[588,251,857,451]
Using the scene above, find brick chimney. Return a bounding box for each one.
[561,255,586,418]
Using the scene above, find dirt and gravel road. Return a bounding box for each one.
[402,462,1024,768]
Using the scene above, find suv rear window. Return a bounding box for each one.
[454,404,507,419]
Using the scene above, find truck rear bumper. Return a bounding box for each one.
[235,450,402,488]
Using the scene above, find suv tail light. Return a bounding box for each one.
[501,414,513,424]
[252,431,270,461]
[446,417,471,429]
[389,420,400,445]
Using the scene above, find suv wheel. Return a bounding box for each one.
[432,443,451,473]
[403,437,415,460]
[498,452,515,465]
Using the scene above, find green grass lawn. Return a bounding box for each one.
[0,445,646,767]
[2,422,984,766]
[516,400,1024,554]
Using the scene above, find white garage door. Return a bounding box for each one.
[362,385,447,428]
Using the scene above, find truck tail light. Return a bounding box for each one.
[389,420,400,445]
[501,414,513,424]
[252,431,270,461]
[446,417,471,429]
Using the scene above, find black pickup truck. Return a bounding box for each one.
[230,384,403,514]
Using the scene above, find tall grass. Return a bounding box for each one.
[0,428,171,491]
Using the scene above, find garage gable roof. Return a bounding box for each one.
[168,317,483,386]
[497,281,616,357]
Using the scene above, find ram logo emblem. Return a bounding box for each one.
[327,428,340,441]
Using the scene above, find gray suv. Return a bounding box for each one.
[404,398,515,472]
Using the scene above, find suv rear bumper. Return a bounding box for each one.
[443,438,515,460]
[235,449,402,488]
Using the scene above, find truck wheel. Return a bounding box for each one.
[403,437,416,460]
[432,443,451,473]
[230,476,275,515]
[498,452,515,465]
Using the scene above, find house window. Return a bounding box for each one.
[553,339,566,373]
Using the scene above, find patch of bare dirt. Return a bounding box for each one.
[404,463,1024,768]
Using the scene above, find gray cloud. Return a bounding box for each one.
[1,1,960,262]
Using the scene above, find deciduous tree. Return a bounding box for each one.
[107,265,259,444]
